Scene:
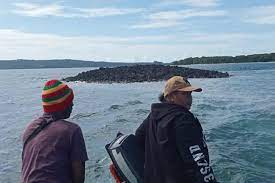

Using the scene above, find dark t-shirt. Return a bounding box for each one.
[21,116,88,183]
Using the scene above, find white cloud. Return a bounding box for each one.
[160,0,220,7]
[149,9,226,20]
[1,29,275,62]
[0,29,173,61]
[131,21,182,29]
[132,9,226,29]
[75,8,143,18]
[0,29,171,44]
[12,3,65,17]
[12,2,143,18]
[179,32,262,43]
[242,5,275,24]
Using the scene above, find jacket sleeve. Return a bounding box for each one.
[135,114,150,152]
[175,115,218,183]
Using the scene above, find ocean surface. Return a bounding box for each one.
[0,62,274,183]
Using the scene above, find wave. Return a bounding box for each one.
[109,104,123,110]
[135,108,150,115]
[108,100,142,111]
[71,112,97,120]
[125,100,143,105]
[114,118,128,123]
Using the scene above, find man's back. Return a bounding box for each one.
[135,103,217,183]
[22,114,88,183]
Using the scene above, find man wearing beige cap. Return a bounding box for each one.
[135,76,218,183]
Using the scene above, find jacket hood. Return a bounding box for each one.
[151,102,189,121]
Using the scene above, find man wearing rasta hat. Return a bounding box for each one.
[135,76,218,183]
[21,80,88,183]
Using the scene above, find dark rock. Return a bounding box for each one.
[63,65,229,83]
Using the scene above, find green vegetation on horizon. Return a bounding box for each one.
[171,52,275,65]
[1,52,275,70]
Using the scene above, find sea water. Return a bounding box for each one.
[0,62,274,183]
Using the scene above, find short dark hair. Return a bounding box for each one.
[158,93,166,102]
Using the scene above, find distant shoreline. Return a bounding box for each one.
[171,52,275,65]
[0,61,275,71]
[0,52,275,70]
[182,61,275,66]
[0,66,99,71]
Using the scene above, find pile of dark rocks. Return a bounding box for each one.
[63,65,229,83]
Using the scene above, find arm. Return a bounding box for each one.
[135,114,150,152]
[70,126,89,183]
[72,161,85,183]
[175,116,217,183]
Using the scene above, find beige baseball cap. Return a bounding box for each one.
[163,76,202,97]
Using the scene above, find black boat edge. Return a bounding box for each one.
[105,133,145,183]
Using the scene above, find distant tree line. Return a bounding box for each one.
[0,59,134,69]
[0,59,164,70]
[1,52,275,70]
[171,53,275,65]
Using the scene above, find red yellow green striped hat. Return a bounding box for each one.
[42,80,74,113]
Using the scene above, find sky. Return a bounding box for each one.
[1,0,275,62]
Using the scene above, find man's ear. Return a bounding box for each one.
[170,93,177,102]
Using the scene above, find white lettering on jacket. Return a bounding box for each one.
[189,145,200,154]
[189,145,215,182]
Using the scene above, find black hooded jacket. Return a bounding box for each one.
[135,103,217,183]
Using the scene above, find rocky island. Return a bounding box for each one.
[63,65,229,83]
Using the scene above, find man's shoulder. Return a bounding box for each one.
[175,109,195,120]
[59,119,79,127]
[54,119,81,132]
[173,110,197,127]
[23,117,44,140]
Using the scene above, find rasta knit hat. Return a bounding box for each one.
[42,80,74,113]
